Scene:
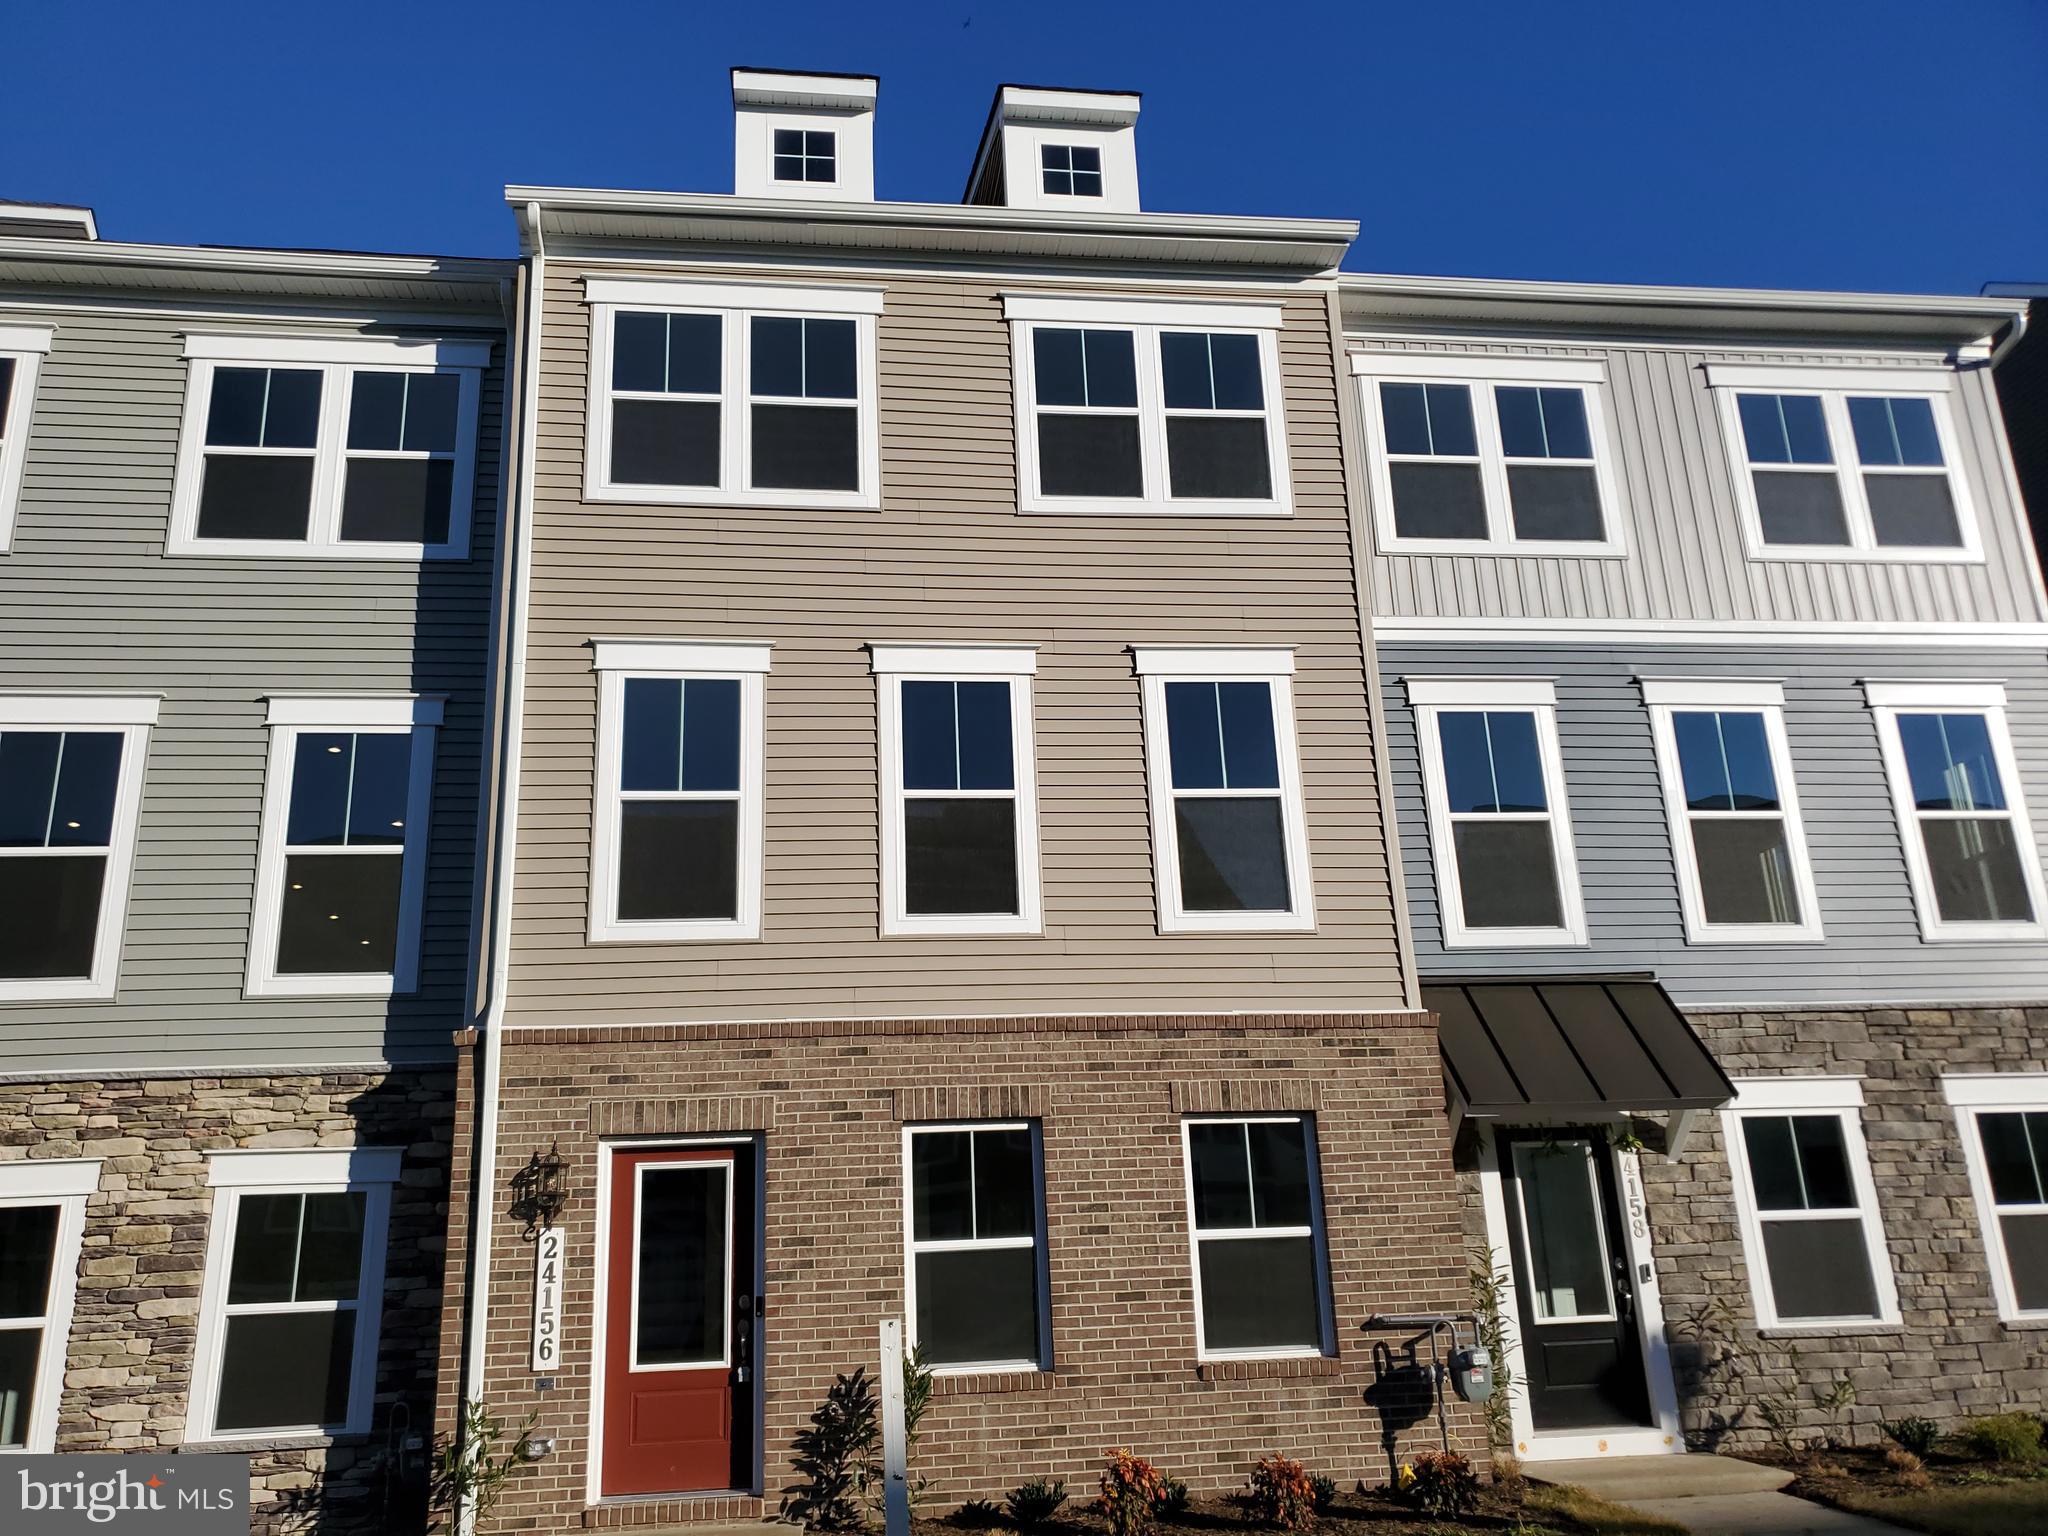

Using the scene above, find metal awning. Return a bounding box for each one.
[1426,977,1735,1155]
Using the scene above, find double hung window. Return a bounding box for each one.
[903,1123,1048,1371]
[1408,677,1585,947]
[1643,680,1824,942]
[0,1160,96,1454]
[1135,648,1314,933]
[586,278,882,508]
[169,335,485,558]
[0,324,52,552]
[1708,365,1979,558]
[873,646,1041,936]
[1866,683,2047,941]
[1007,295,1291,515]
[1354,355,1622,552]
[1182,1116,1331,1358]
[590,641,769,943]
[1723,1079,1898,1328]
[0,696,155,1001]
[248,697,437,996]
[1946,1076,2048,1322]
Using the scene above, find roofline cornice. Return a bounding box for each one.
[0,234,512,292]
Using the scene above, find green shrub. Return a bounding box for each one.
[1881,1417,1941,1458]
[1307,1474,1337,1515]
[1006,1479,1069,1527]
[1959,1412,2046,1464]
[780,1367,878,1531]
[1246,1455,1316,1532]
[952,1499,1006,1528]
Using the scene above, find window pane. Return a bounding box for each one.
[47,733,122,849]
[1070,145,1100,173]
[227,1193,304,1304]
[1188,1122,1253,1229]
[665,314,722,395]
[1498,387,1592,461]
[1753,470,1850,545]
[1451,822,1563,928]
[262,370,322,448]
[774,155,806,182]
[1036,329,1136,410]
[910,1131,974,1242]
[0,1329,40,1449]
[196,455,315,540]
[906,682,1014,794]
[973,1128,1036,1240]
[287,733,409,848]
[681,678,742,793]
[1673,711,1778,811]
[1081,330,1136,407]
[1166,418,1273,500]
[401,372,460,452]
[1220,682,1280,789]
[206,368,319,449]
[214,1310,357,1432]
[1740,394,1831,465]
[1999,1213,2048,1312]
[1379,383,1431,457]
[1390,462,1487,539]
[296,1192,368,1303]
[621,677,682,792]
[1741,1117,1803,1210]
[1506,466,1603,541]
[1761,1219,1880,1321]
[1849,397,1943,468]
[905,799,1019,915]
[0,856,106,979]
[1247,1121,1312,1228]
[0,1206,58,1319]
[1495,386,1545,458]
[1744,1115,1855,1210]
[915,1247,1038,1366]
[1889,397,1943,466]
[1422,384,1478,456]
[1516,1144,1611,1320]
[1032,329,1086,407]
[751,317,855,401]
[349,734,413,846]
[1792,1115,1857,1208]
[617,802,739,922]
[1979,1113,2047,1205]
[1866,475,1962,547]
[635,1165,727,1366]
[774,128,802,154]
[1161,333,1213,411]
[0,357,13,433]
[347,372,406,450]
[1439,711,1546,815]
[801,319,857,401]
[1923,818,2035,924]
[750,317,803,397]
[611,399,720,487]
[287,735,352,845]
[1897,714,2005,811]
[954,681,1014,792]
[1692,818,1801,925]
[277,852,403,973]
[340,458,454,545]
[612,312,669,393]
[1037,414,1143,498]
[751,403,859,491]
[1175,797,1290,911]
[1210,334,1263,410]
[0,731,60,846]
[1166,681,1225,790]
[1197,1235,1320,1352]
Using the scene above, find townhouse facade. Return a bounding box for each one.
[0,209,510,1529]
[1338,274,2048,1460]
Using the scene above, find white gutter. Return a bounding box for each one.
[1990,304,2031,369]
[455,203,543,1536]
[0,232,509,288]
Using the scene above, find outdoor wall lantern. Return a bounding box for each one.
[509,1140,568,1239]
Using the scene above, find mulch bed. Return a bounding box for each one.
[1748,1442,2048,1507]
[915,1483,1560,1536]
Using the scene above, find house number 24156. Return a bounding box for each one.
[531,1226,564,1372]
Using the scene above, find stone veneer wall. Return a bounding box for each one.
[0,1068,455,1534]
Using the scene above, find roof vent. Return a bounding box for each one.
[731,68,878,201]
[963,86,1142,212]
[0,201,98,241]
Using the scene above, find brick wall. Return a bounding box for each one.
[463,1014,1482,1532]
[0,1068,455,1533]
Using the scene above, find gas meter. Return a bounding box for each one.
[1450,1343,1493,1404]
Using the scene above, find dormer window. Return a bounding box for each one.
[773,129,836,185]
[1040,144,1103,198]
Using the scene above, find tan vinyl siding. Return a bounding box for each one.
[0,297,504,1072]
[506,263,1406,1025]
[1351,335,2045,625]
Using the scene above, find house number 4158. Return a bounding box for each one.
[531,1226,564,1372]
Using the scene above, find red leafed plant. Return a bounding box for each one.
[1247,1454,1317,1532]
[1405,1450,1479,1519]
[1098,1449,1169,1536]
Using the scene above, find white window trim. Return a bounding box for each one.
[589,640,770,944]
[1179,1114,1334,1362]
[1135,648,1314,934]
[581,278,884,511]
[1863,681,2048,942]
[628,1158,735,1372]
[166,334,485,560]
[1003,293,1292,518]
[0,696,157,1002]
[871,645,1043,937]
[900,1120,1051,1375]
[0,1159,98,1456]
[0,324,54,555]
[187,1148,397,1442]
[1405,676,1588,949]
[1721,1078,1900,1330]
[1944,1076,2048,1323]
[1351,353,1626,557]
[1705,363,1983,564]
[1641,678,1825,944]
[246,696,440,998]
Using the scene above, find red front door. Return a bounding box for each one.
[602,1146,752,1496]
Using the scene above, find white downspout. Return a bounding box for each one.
[456,200,545,1536]
[1989,305,2030,370]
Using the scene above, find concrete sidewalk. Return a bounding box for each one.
[1533,1455,1914,1535]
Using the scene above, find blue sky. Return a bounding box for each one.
[11,0,2046,294]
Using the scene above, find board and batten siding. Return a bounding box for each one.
[1380,642,2048,1006]
[1350,335,2042,627]
[505,264,1408,1026]
[0,298,505,1073]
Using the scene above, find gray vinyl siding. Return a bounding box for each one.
[1352,335,2044,627]
[1380,641,2048,1006]
[0,295,505,1073]
[504,263,1408,1027]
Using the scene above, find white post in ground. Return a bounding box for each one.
[879,1318,910,1536]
